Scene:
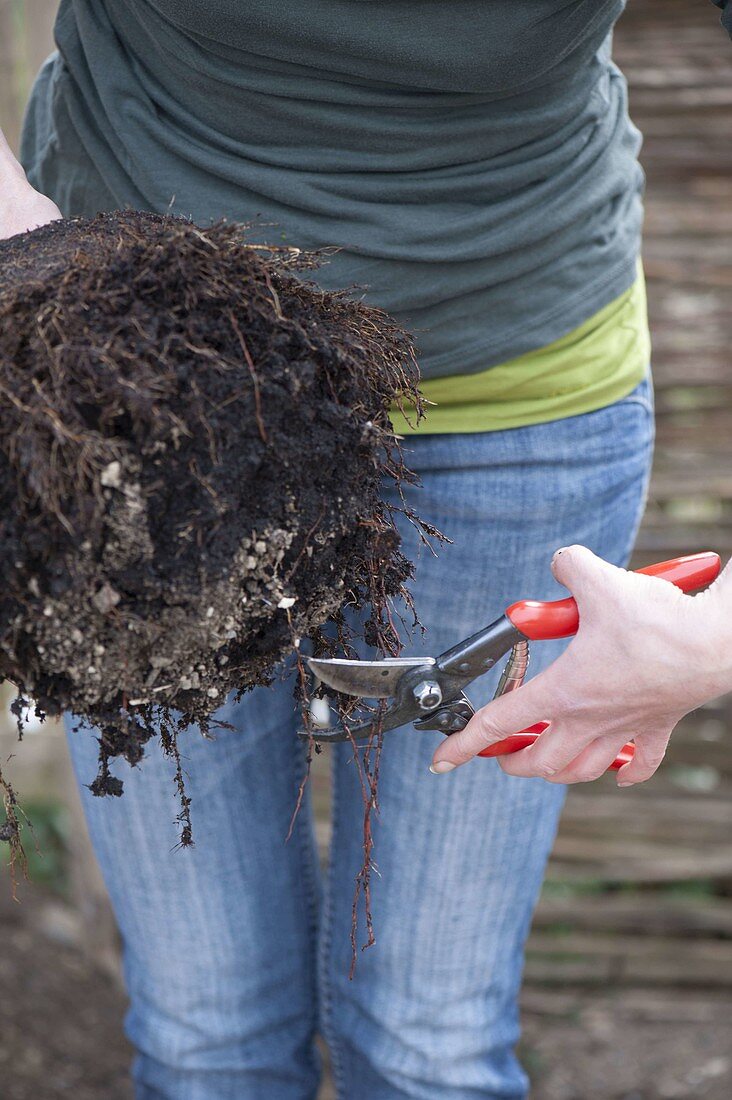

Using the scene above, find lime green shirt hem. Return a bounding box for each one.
[391,269,650,435]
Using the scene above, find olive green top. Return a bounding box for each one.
[391,270,649,435]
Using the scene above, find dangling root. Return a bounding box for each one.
[0,759,28,898]
[347,704,387,980]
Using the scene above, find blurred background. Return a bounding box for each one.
[1,1,731,1097]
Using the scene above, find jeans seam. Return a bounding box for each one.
[615,380,654,417]
[288,731,322,1093]
[317,749,347,1098]
[620,386,656,559]
[618,396,653,415]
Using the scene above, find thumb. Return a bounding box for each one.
[550,544,621,599]
[430,672,551,771]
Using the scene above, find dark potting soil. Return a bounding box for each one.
[0,211,425,845]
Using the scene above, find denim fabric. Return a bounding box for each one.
[65,378,654,1099]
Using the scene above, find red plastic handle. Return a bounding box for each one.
[506,552,720,641]
[478,722,635,772]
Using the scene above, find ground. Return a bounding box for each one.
[0,883,131,1100]
[2,880,731,1100]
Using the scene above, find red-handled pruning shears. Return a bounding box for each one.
[300,553,721,773]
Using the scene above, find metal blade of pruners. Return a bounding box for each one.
[310,656,433,699]
[302,611,522,742]
[305,655,451,742]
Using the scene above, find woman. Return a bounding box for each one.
[2,2,731,1098]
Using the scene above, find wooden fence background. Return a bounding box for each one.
[0,0,55,152]
[1,1,732,1096]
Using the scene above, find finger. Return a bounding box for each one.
[551,543,622,599]
[430,673,551,772]
[497,721,596,780]
[616,729,671,786]
[550,734,635,785]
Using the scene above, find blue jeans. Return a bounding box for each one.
[66,379,654,1100]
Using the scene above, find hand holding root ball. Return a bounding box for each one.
[0,128,61,239]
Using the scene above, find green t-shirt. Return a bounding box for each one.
[22,0,644,391]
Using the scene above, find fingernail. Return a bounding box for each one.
[617,780,633,788]
[429,761,456,775]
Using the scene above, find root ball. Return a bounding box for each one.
[0,211,421,801]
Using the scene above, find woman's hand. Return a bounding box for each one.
[1,186,62,240]
[430,545,732,786]
[0,184,61,238]
[1,127,61,240]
